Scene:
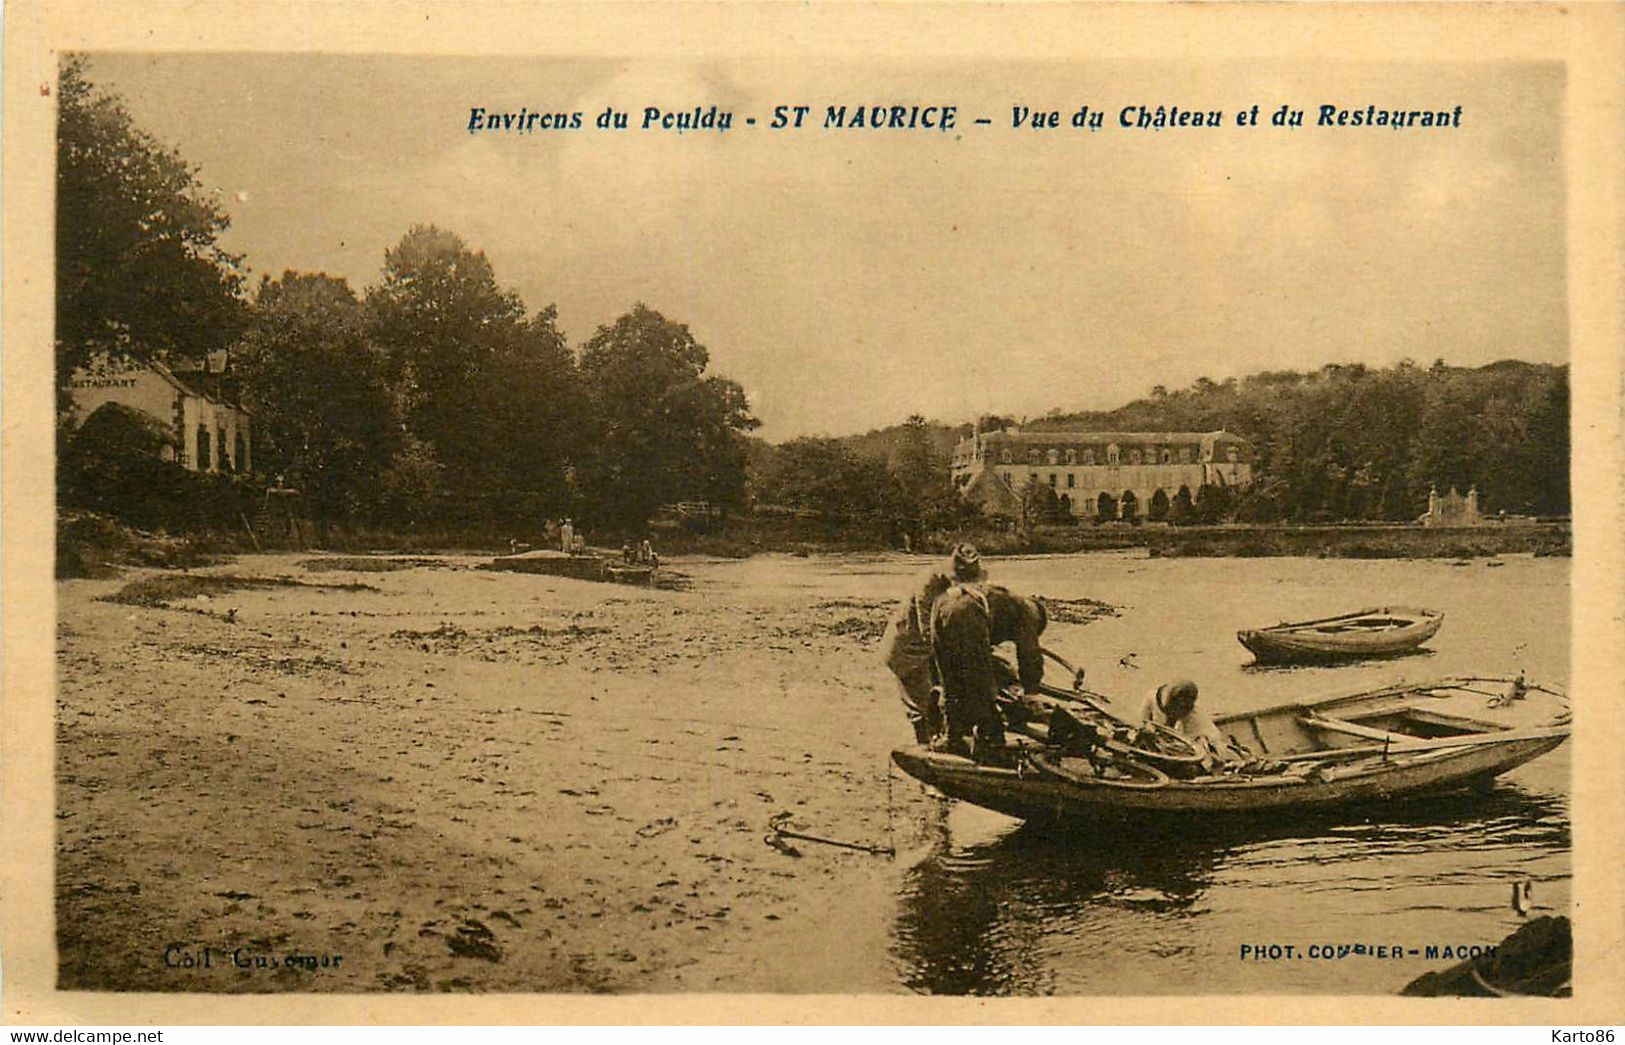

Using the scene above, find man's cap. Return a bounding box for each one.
[950,543,986,581]
[1160,679,1200,707]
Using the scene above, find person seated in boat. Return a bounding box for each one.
[929,583,1048,763]
[879,543,986,745]
[1140,680,1241,763]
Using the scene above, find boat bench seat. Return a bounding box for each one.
[1300,713,1411,745]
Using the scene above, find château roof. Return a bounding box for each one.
[973,429,1245,444]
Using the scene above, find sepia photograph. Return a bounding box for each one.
[5,0,1624,1027]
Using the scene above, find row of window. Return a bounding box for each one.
[992,445,1245,466]
[1004,472,1207,495]
[196,425,248,472]
[998,446,1194,466]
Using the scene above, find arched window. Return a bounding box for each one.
[1065,449,1076,465]
[1066,473,1076,488]
[1048,473,1057,488]
[1000,449,1012,464]
[1028,450,1041,465]
[1047,449,1059,465]
[1082,448,1095,465]
[1160,448,1171,464]
[1128,449,1142,465]
[1106,444,1120,465]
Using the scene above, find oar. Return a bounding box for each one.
[1038,648,1115,714]
[1036,647,1151,730]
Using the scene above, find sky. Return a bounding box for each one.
[83,54,1567,441]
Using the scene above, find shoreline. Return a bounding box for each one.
[59,511,1571,581]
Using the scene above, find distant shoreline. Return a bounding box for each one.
[660,517,1572,562]
[57,510,1571,579]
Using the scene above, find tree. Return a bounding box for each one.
[1522,373,1570,515]
[366,226,578,514]
[1193,482,1236,524]
[236,273,402,519]
[56,56,246,413]
[1018,475,1067,527]
[576,304,758,530]
[889,414,958,542]
[752,437,892,525]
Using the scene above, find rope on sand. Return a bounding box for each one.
[764,811,896,858]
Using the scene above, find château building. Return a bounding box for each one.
[951,426,1252,521]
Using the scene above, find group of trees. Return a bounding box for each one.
[750,416,976,544]
[56,56,1570,541]
[1028,359,1570,522]
[56,58,757,535]
[758,356,1570,538]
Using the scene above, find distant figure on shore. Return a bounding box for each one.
[930,583,1048,762]
[639,537,659,570]
[622,541,636,564]
[879,543,986,744]
[560,518,575,554]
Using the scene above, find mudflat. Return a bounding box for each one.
[55,553,964,993]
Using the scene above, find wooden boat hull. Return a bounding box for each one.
[892,676,1568,824]
[893,734,1564,823]
[1239,607,1443,663]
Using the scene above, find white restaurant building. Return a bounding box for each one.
[67,352,253,474]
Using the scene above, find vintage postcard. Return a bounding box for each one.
[3,0,1622,1027]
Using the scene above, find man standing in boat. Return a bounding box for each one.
[879,543,987,744]
[929,584,1049,762]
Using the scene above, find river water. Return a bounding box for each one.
[705,550,1570,995]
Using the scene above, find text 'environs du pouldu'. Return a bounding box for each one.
[466,102,1466,135]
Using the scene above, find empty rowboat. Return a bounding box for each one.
[891,676,1567,825]
[1237,606,1444,664]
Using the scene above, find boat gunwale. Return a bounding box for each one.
[1210,675,1567,730]
[1253,606,1444,634]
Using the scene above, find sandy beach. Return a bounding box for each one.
[55,553,979,993]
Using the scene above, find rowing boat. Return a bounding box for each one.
[890,676,1567,824]
[1237,606,1443,664]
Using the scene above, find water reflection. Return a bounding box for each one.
[892,784,1567,995]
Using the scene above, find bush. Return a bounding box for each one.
[60,405,264,534]
[56,511,225,579]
